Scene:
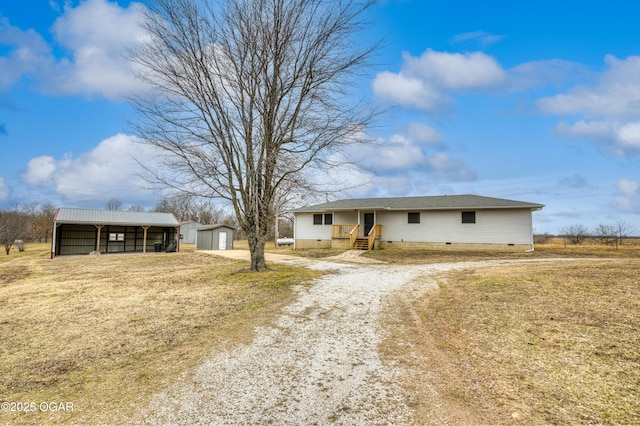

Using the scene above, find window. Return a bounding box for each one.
[462,211,476,224]
[314,213,332,225]
[109,232,125,241]
[408,212,420,224]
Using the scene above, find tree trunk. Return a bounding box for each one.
[247,232,268,272]
[4,244,11,255]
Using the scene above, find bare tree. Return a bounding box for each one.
[594,224,616,246]
[153,192,236,226]
[130,0,377,271]
[31,203,56,243]
[533,229,552,245]
[191,201,234,225]
[561,224,590,245]
[614,220,635,249]
[0,210,31,255]
[128,204,147,212]
[154,193,192,221]
[105,198,123,211]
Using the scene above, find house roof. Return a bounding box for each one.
[293,194,544,213]
[53,208,180,227]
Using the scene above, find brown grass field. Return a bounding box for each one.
[0,243,321,425]
[1,240,639,424]
[385,259,640,424]
[364,237,640,264]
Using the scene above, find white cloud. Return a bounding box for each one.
[0,177,9,200]
[508,59,589,92]
[450,30,503,46]
[555,120,612,139]
[22,155,59,186]
[616,123,640,149]
[339,123,475,192]
[308,122,475,200]
[46,0,149,99]
[0,17,53,90]
[372,71,448,112]
[427,152,477,181]
[403,49,506,90]
[20,134,160,204]
[614,178,640,213]
[373,49,599,116]
[49,1,62,12]
[373,49,506,113]
[369,134,431,170]
[617,178,639,195]
[557,173,589,189]
[0,0,150,99]
[406,121,446,148]
[555,120,640,156]
[538,54,640,118]
[347,123,447,172]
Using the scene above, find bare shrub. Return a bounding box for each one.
[594,224,616,246]
[561,224,590,245]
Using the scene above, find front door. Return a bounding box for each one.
[218,231,227,250]
[364,213,374,236]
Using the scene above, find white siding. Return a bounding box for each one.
[296,208,534,246]
[377,209,533,245]
[334,211,358,224]
[294,213,332,240]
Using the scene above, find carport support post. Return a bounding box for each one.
[141,226,150,253]
[95,225,104,255]
[51,222,58,259]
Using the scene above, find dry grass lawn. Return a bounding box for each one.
[365,238,640,264]
[0,243,321,425]
[4,240,638,424]
[386,259,640,424]
[236,239,347,258]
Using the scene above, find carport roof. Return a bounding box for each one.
[53,208,180,227]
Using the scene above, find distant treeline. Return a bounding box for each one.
[535,221,636,248]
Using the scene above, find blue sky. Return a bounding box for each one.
[1,0,639,234]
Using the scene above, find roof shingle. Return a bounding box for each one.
[293,194,544,212]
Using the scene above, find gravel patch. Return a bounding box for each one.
[140,256,566,425]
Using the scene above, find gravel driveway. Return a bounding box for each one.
[140,253,514,425]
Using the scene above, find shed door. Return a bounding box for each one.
[218,231,227,250]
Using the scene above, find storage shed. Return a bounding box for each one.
[196,224,235,250]
[51,208,180,258]
[180,221,202,244]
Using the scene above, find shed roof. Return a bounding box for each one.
[197,223,236,231]
[54,208,180,227]
[294,194,544,212]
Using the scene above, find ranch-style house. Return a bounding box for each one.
[293,194,544,251]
